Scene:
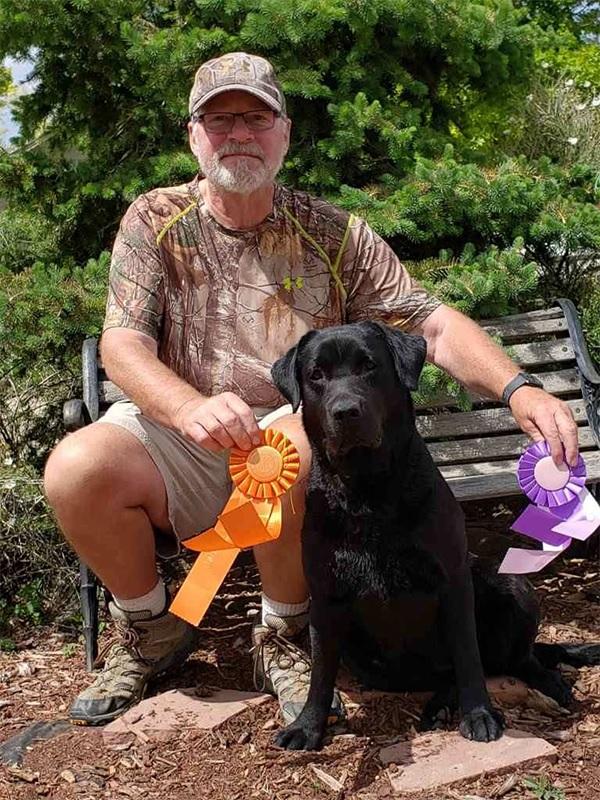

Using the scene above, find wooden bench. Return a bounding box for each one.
[64,298,600,670]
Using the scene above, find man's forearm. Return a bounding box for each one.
[416,305,520,400]
[100,327,200,428]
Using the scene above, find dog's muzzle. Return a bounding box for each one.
[325,398,382,457]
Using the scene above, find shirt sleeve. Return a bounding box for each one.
[103,195,164,339]
[343,217,441,331]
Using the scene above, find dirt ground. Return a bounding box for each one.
[2,497,600,800]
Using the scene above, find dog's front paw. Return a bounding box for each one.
[274,721,325,751]
[459,705,505,742]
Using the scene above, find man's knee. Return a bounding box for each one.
[44,423,158,510]
[44,427,113,510]
[45,423,170,531]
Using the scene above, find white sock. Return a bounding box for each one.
[261,593,309,625]
[113,578,167,618]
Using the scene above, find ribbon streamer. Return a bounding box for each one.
[499,441,600,574]
[170,428,300,625]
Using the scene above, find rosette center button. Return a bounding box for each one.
[534,456,570,491]
[246,446,284,483]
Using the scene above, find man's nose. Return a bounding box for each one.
[228,116,255,142]
[331,398,363,422]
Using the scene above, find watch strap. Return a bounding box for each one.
[502,372,543,405]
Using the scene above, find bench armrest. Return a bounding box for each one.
[557,298,600,446]
[557,298,600,385]
[82,337,100,422]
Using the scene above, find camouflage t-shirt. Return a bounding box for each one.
[104,175,440,410]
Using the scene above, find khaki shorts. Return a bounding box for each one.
[98,400,294,556]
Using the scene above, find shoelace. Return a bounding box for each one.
[92,621,143,671]
[251,628,311,693]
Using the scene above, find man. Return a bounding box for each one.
[44,52,579,727]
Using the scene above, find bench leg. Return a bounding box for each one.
[79,559,98,672]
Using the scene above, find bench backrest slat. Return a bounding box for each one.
[480,308,563,325]
[417,398,588,440]
[415,367,580,410]
[504,340,574,367]
[430,425,597,465]
[481,316,568,341]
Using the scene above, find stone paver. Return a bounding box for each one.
[102,688,271,745]
[379,728,557,793]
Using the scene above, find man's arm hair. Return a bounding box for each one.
[101,327,200,429]
[413,304,519,400]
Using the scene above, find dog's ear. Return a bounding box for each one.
[271,344,302,412]
[367,322,427,391]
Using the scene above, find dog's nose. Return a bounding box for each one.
[331,400,362,421]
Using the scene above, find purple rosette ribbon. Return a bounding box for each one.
[499,441,600,574]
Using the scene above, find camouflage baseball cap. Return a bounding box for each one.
[189,52,286,117]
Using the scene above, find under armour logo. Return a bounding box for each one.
[283,276,304,291]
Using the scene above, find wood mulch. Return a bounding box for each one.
[2,497,600,799]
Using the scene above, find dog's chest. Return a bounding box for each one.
[322,511,446,600]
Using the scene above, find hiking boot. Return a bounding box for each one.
[251,612,345,725]
[69,597,197,726]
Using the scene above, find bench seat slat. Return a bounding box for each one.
[442,449,600,501]
[429,426,598,466]
[417,398,589,440]
[99,381,127,404]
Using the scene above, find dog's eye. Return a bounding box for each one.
[309,367,324,381]
[364,358,377,371]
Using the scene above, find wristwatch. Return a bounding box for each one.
[502,372,544,405]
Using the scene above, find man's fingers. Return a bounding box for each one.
[520,414,563,464]
[188,422,227,452]
[554,407,579,467]
[224,395,262,447]
[543,421,565,466]
[214,408,254,451]
[176,392,261,451]
[523,425,544,442]
[195,414,236,450]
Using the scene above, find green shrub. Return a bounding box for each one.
[0,466,78,636]
[582,279,600,368]
[0,253,108,467]
[512,73,600,171]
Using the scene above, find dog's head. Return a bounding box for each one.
[271,322,427,462]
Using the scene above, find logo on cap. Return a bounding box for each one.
[189,52,286,117]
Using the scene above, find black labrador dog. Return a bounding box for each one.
[270,321,578,752]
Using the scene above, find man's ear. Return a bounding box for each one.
[271,344,301,412]
[367,322,427,391]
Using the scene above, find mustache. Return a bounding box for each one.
[217,142,264,160]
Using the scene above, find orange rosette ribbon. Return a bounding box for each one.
[169,428,300,626]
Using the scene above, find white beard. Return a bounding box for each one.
[199,142,284,195]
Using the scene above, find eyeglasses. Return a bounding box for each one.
[193,110,280,134]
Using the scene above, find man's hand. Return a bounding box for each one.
[174,392,262,452]
[508,387,579,467]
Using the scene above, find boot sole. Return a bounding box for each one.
[70,627,198,726]
[70,682,148,726]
